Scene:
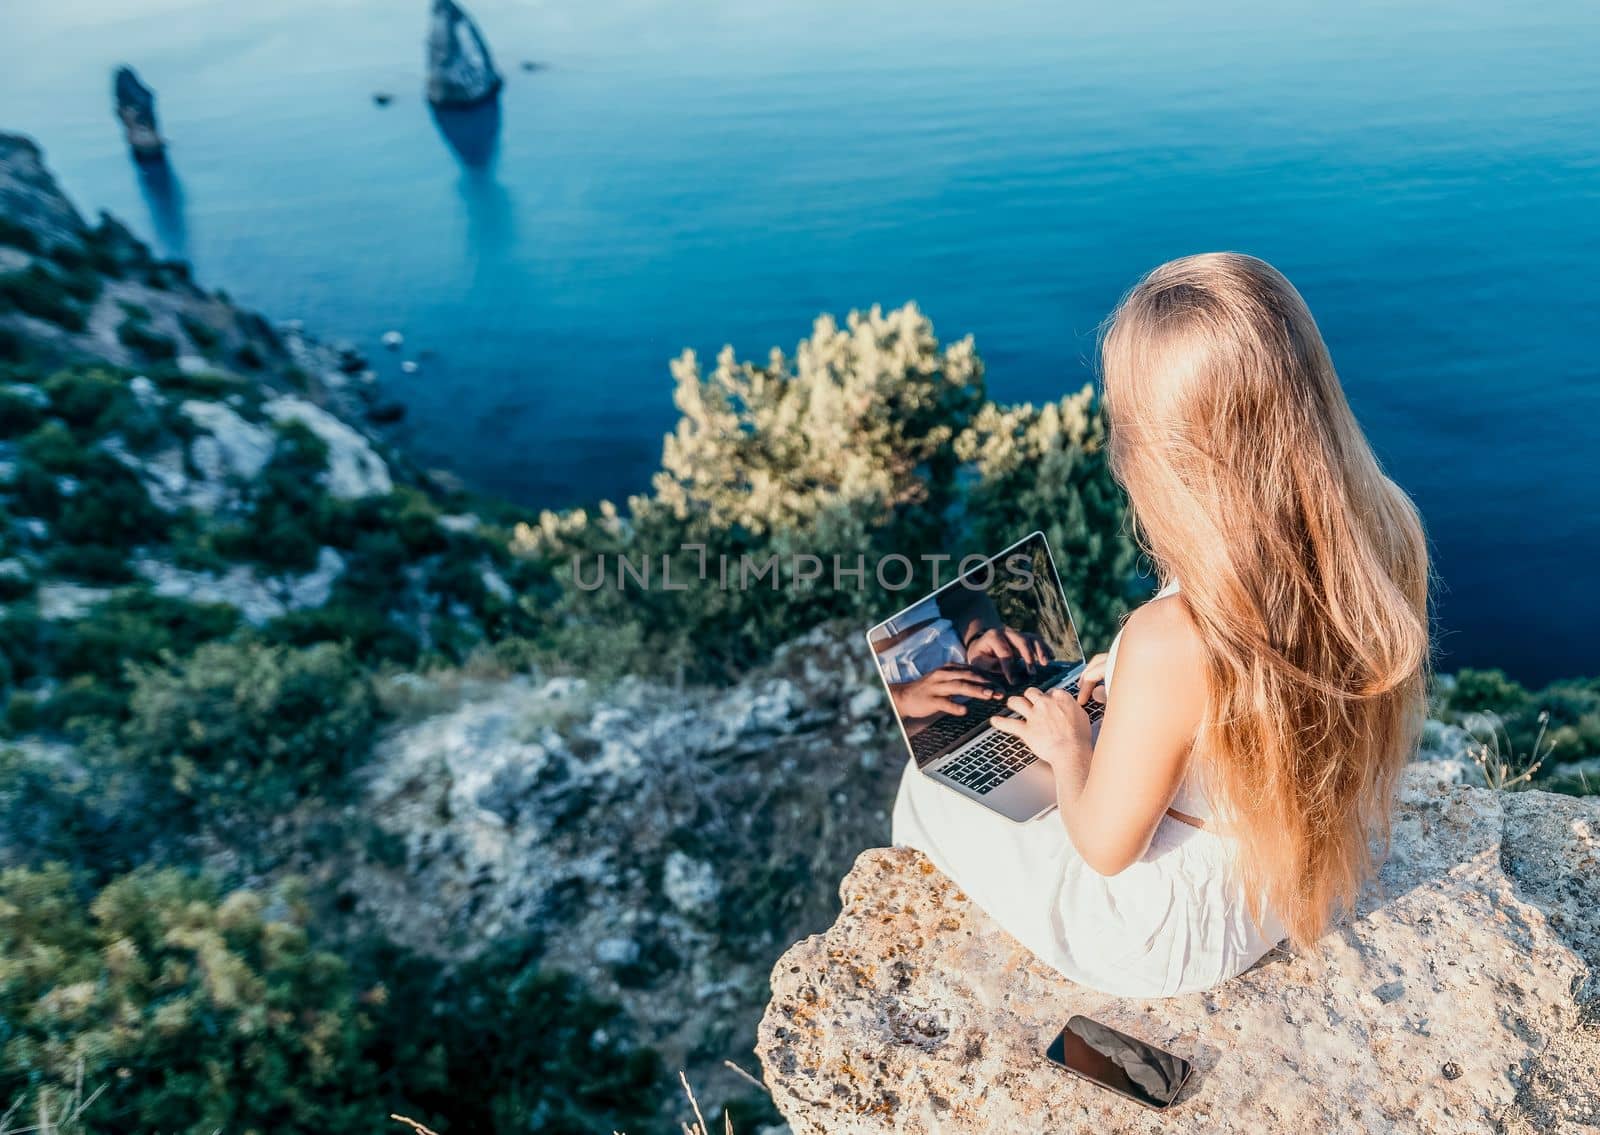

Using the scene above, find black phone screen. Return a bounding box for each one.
[1044,1015,1192,1110]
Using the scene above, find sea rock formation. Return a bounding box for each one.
[425,0,503,108]
[756,768,1600,1134]
[113,65,165,160]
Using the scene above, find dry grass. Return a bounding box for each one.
[1,1060,109,1135]
[393,1063,767,1135]
[1468,710,1555,791]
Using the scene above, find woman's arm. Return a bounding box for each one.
[991,595,1205,875]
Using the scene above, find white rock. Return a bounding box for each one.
[127,375,161,408]
[382,330,404,350]
[175,354,211,376]
[265,396,392,499]
[35,582,113,620]
[181,399,274,482]
[480,567,513,602]
[663,851,720,916]
[595,936,641,967]
[400,360,419,375]
[758,767,1600,1135]
[134,546,345,625]
[438,513,479,534]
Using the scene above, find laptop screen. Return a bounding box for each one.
[867,532,1086,768]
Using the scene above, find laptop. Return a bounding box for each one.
[865,531,1103,823]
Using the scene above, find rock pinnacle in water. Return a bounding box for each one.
[113,65,165,161]
[425,0,503,108]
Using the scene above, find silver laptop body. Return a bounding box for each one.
[865,531,1102,823]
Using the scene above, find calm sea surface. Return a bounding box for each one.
[4,0,1598,682]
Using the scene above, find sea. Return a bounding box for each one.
[4,0,1598,684]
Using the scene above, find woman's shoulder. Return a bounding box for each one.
[1113,590,1207,705]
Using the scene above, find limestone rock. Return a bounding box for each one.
[0,134,86,250]
[265,396,393,499]
[135,546,346,625]
[425,0,503,109]
[113,66,165,160]
[757,767,1600,1134]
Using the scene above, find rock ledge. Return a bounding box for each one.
[757,767,1599,1133]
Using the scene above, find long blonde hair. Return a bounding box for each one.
[1101,252,1430,949]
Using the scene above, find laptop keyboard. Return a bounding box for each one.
[938,729,1038,794]
[931,680,1103,796]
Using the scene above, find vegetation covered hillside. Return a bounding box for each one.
[1,129,1594,1132]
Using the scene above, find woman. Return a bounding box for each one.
[892,252,1430,996]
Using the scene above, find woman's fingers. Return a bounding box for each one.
[1005,693,1035,717]
[989,714,1023,735]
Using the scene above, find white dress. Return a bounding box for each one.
[890,583,1286,997]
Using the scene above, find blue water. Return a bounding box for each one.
[5,1,1599,683]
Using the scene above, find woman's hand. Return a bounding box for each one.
[990,685,1093,771]
[888,665,1002,720]
[1076,651,1110,706]
[964,626,1052,685]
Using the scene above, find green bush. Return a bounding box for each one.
[176,310,221,351]
[41,367,135,436]
[52,590,238,692]
[519,303,1137,679]
[0,215,43,253]
[0,866,665,1135]
[0,386,44,437]
[1433,668,1600,773]
[377,940,663,1135]
[54,451,167,548]
[0,865,384,1134]
[123,640,379,809]
[116,317,179,362]
[212,421,332,572]
[261,602,422,667]
[0,323,24,362]
[18,419,87,474]
[0,265,87,331]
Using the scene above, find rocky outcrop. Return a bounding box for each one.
[426,0,503,108]
[346,629,905,1122]
[0,134,87,251]
[757,769,1600,1134]
[113,66,165,160]
[264,396,393,498]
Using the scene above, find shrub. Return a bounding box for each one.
[0,865,384,1134]
[0,265,87,331]
[116,317,179,362]
[41,367,134,435]
[236,340,265,369]
[519,303,1137,678]
[0,386,44,437]
[54,590,239,689]
[0,323,24,362]
[53,451,167,548]
[44,543,136,584]
[0,867,665,1135]
[261,603,421,667]
[1433,668,1600,775]
[376,940,663,1135]
[0,740,160,876]
[18,419,87,474]
[212,420,331,572]
[0,215,43,253]
[177,310,221,351]
[123,640,379,809]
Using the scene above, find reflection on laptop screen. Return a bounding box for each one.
[867,533,1085,767]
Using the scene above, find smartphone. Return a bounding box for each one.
[1044,1015,1193,1110]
